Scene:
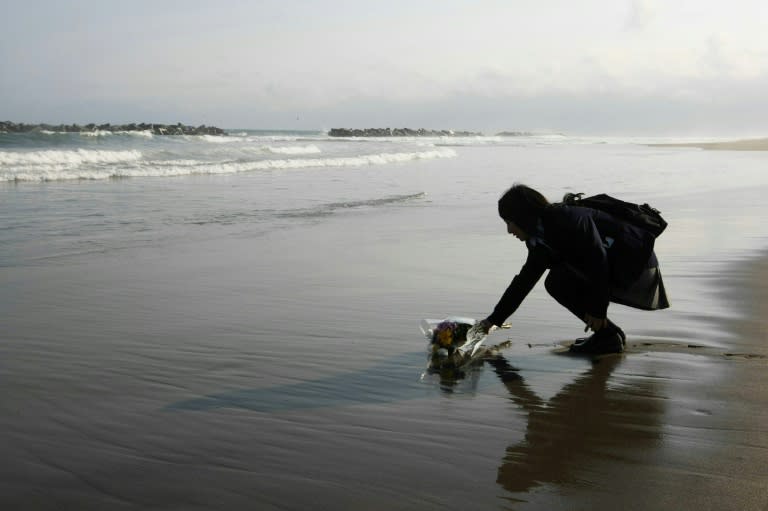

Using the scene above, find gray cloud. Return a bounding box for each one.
[2,1,768,135]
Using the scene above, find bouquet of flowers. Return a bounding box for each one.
[425,318,473,356]
[420,316,487,364]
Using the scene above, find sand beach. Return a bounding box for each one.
[649,137,768,151]
[5,1,768,507]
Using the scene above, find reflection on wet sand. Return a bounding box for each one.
[485,354,665,495]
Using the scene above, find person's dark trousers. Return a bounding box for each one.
[543,264,591,323]
[544,264,625,349]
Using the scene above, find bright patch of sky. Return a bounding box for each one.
[2,0,767,134]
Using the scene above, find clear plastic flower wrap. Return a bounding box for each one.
[420,316,489,370]
[420,317,475,356]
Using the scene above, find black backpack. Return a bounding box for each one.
[562,192,668,237]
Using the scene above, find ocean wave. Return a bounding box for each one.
[248,135,302,142]
[189,193,426,225]
[195,133,322,154]
[78,130,115,137]
[116,130,154,138]
[35,129,155,138]
[2,148,456,182]
[0,149,143,167]
[191,136,323,154]
[197,134,238,143]
[264,144,322,155]
[277,193,427,219]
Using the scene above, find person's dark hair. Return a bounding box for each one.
[498,184,550,234]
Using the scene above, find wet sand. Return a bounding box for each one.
[507,253,768,511]
[2,252,766,510]
[445,254,768,510]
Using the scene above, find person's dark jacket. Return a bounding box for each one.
[486,203,661,326]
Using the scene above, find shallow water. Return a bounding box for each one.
[1,137,767,509]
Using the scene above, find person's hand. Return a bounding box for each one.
[466,319,492,346]
[475,319,493,335]
[583,314,607,333]
[460,319,494,357]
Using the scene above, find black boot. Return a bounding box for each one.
[569,321,626,354]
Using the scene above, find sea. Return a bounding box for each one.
[1,129,767,509]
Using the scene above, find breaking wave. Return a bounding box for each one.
[265,144,322,155]
[0,149,143,166]
[2,147,456,182]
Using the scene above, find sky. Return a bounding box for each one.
[2,0,768,135]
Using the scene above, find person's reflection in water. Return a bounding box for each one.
[486,354,663,495]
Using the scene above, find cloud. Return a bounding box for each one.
[3,1,768,134]
[625,0,656,31]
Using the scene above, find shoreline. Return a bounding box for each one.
[726,251,768,353]
[648,137,768,151]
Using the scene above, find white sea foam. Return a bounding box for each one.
[0,149,143,166]
[2,147,456,182]
[198,134,238,143]
[79,130,114,137]
[155,159,206,167]
[116,130,154,138]
[265,145,322,155]
[246,135,302,142]
[145,148,455,176]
